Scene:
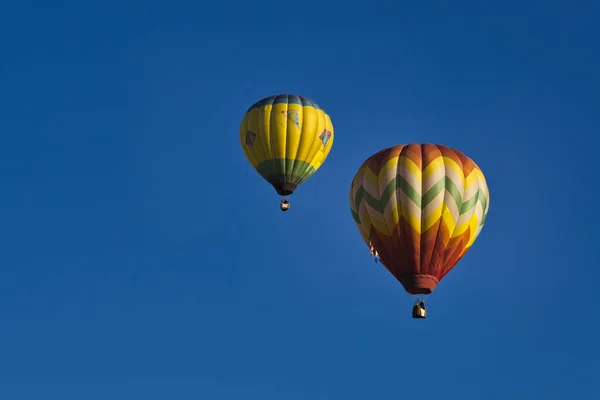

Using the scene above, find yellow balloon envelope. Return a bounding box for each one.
[240,94,334,205]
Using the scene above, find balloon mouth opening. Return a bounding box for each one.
[409,288,432,295]
[275,182,297,196]
[399,274,439,295]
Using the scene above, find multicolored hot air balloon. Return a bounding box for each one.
[349,143,490,318]
[240,94,334,212]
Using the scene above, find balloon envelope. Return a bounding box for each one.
[349,143,490,294]
[240,94,334,196]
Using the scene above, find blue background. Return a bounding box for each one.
[0,1,598,399]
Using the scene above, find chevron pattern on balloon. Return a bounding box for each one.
[349,143,490,295]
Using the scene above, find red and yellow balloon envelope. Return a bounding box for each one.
[349,144,490,295]
[240,94,334,210]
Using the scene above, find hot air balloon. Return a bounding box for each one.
[349,144,490,318]
[240,94,334,211]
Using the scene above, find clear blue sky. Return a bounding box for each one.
[0,1,598,399]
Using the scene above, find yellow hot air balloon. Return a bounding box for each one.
[240,94,334,211]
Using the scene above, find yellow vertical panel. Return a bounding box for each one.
[304,109,326,167]
[270,102,288,160]
[285,103,303,160]
[245,107,266,166]
[294,105,317,164]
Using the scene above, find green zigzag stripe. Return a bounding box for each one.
[422,178,463,210]
[461,189,487,215]
[353,178,487,221]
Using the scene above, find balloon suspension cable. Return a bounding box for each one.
[418,292,433,306]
